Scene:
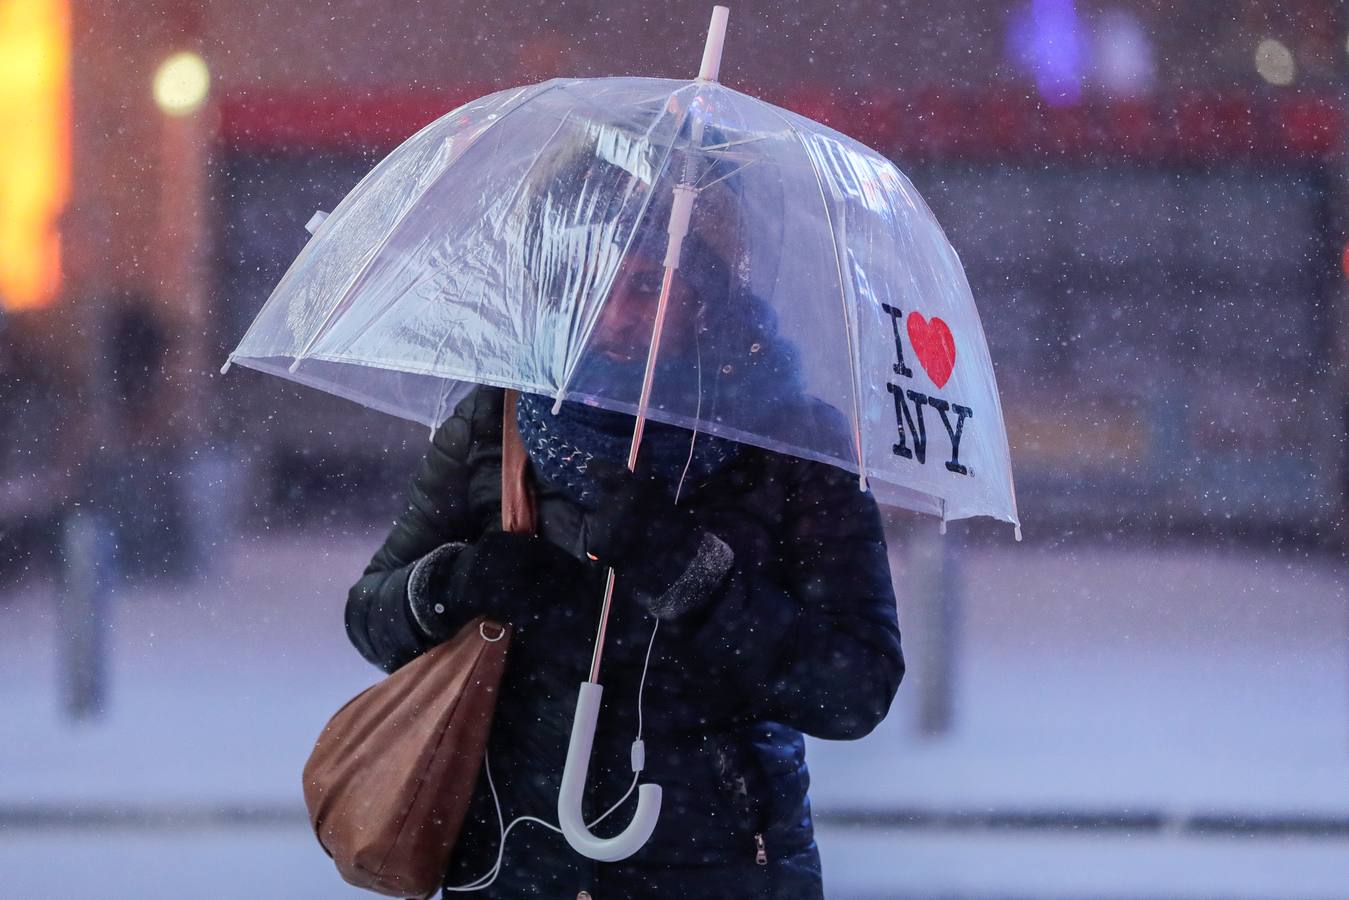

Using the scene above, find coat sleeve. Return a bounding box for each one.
[672,458,905,740]
[344,388,492,673]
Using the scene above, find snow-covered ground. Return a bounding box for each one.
[2,524,1346,898]
[4,823,1346,900]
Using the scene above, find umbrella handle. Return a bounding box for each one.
[558,681,662,861]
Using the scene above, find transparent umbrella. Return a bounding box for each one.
[223,5,1019,863]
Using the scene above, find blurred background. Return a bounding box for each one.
[2,1,1348,897]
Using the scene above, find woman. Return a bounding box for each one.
[344,147,904,899]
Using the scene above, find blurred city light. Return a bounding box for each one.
[0,0,69,311]
[1092,9,1155,97]
[153,51,210,115]
[1255,38,1295,85]
[1008,0,1085,107]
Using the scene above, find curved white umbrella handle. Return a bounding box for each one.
[558,682,662,861]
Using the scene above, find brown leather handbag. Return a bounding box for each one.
[302,389,535,899]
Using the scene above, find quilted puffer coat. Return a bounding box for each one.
[345,385,904,899]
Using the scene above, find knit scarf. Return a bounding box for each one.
[515,391,740,510]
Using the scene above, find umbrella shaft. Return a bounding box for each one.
[589,567,618,683]
[630,266,679,463]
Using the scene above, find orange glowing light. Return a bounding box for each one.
[0,0,69,311]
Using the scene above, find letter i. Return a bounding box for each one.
[881,303,912,378]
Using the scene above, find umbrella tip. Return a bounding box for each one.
[287,358,302,373]
[697,6,730,82]
[1013,524,1023,542]
[551,393,564,415]
[938,519,947,536]
[219,359,232,375]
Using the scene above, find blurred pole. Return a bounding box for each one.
[59,288,120,722]
[1330,93,1349,754]
[58,510,115,720]
[1336,85,1349,754]
[903,518,962,737]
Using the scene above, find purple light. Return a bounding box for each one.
[1008,0,1085,107]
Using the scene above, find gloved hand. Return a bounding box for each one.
[407,531,591,644]
[585,458,735,622]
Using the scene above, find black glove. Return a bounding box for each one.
[585,458,735,622]
[406,531,591,643]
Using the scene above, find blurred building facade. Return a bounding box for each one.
[4,0,1349,575]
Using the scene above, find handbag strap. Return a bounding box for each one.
[500,389,537,536]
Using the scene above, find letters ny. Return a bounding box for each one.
[881,303,973,476]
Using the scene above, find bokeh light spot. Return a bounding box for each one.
[1254,39,1295,86]
[153,51,210,115]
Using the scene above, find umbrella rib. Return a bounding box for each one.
[694,157,759,191]
[289,80,562,372]
[764,107,868,488]
[700,133,778,152]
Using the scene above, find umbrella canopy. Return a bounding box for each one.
[224,75,1019,531]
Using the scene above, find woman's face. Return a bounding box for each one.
[589,252,697,365]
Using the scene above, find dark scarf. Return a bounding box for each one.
[515,392,740,510]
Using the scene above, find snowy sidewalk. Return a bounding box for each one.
[2,524,1347,897]
[812,540,1349,819]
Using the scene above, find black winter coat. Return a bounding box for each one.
[345,386,904,899]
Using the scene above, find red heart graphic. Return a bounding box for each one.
[906,313,956,388]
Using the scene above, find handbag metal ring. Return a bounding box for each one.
[479,621,507,642]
